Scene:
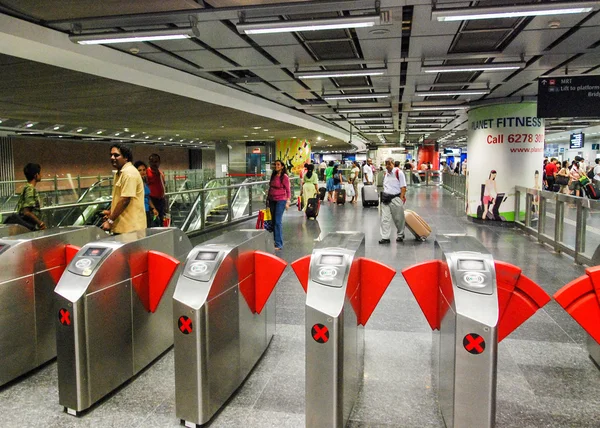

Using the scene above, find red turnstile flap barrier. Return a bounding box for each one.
[65,244,81,265]
[401,260,442,330]
[132,251,181,313]
[495,261,551,342]
[254,251,287,314]
[291,255,311,293]
[554,266,600,344]
[239,251,287,314]
[357,258,396,326]
[148,251,180,313]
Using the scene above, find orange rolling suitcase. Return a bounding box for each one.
[404,209,431,241]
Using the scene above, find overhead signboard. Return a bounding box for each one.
[538,75,600,118]
[569,133,584,149]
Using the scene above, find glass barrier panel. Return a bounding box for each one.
[557,197,578,252]
[539,192,556,240]
[582,201,600,261]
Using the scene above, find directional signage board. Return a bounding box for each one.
[538,75,600,118]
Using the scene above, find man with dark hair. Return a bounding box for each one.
[11,163,46,230]
[545,157,558,191]
[147,153,167,225]
[101,144,145,233]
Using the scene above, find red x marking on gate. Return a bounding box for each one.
[59,309,71,326]
[312,324,329,343]
[178,316,193,334]
[463,333,485,354]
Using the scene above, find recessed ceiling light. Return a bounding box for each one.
[253,126,261,130]
[244,135,249,137]
[130,134,136,138]
[252,132,258,135]
[124,128,129,132]
[76,128,84,132]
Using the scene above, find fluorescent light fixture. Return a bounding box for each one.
[407,123,445,127]
[411,105,467,111]
[356,124,393,128]
[415,89,490,96]
[295,68,387,80]
[69,28,195,45]
[25,123,35,128]
[323,92,391,100]
[409,128,443,132]
[237,15,380,35]
[408,115,455,120]
[364,131,394,135]
[432,2,595,22]
[347,116,393,121]
[337,107,392,114]
[423,62,525,73]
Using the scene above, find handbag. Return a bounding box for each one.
[346,183,355,197]
[380,192,397,204]
[555,175,569,186]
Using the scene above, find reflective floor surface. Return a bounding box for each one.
[1,186,598,427]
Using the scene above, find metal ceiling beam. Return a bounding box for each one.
[0,13,368,150]
[47,0,380,31]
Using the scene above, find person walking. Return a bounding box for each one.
[349,161,360,203]
[301,163,318,210]
[134,161,160,227]
[569,160,582,197]
[593,158,600,189]
[325,161,335,202]
[101,144,146,234]
[319,160,327,181]
[332,164,343,203]
[10,163,46,230]
[147,153,167,225]
[545,158,558,191]
[362,158,374,185]
[267,160,291,250]
[557,161,570,194]
[379,158,407,244]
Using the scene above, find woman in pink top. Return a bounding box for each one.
[268,160,291,250]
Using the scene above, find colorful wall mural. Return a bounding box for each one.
[276,138,311,176]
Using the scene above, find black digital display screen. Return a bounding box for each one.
[196,251,218,261]
[570,133,584,149]
[320,255,344,265]
[84,247,106,257]
[459,259,485,271]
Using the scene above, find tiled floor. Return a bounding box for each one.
[1,186,599,427]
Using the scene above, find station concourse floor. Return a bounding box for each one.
[1,186,600,428]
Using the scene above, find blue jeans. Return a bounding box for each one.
[269,200,286,248]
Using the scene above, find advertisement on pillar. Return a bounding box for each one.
[276,138,311,176]
[466,103,544,222]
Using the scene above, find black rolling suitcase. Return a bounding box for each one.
[318,187,326,201]
[362,185,379,207]
[305,198,320,218]
[336,189,346,205]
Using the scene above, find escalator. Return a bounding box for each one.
[55,179,113,227]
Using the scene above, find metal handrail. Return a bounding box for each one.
[514,185,600,266]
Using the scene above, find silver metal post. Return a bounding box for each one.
[555,199,564,253]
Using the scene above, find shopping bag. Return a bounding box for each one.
[256,210,265,229]
[346,183,355,197]
[297,196,302,211]
[163,213,171,227]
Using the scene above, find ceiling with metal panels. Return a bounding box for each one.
[0,0,599,151]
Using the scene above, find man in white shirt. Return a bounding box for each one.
[363,159,374,185]
[379,157,407,244]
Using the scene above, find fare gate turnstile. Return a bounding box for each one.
[291,232,396,428]
[173,230,287,427]
[0,226,103,387]
[554,266,600,368]
[402,235,550,428]
[0,223,30,237]
[55,227,192,415]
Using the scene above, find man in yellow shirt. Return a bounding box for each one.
[101,144,146,234]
